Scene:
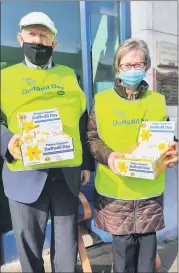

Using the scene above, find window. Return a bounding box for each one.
[87,1,120,94]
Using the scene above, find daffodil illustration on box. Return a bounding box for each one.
[23,134,34,143]
[157,143,167,152]
[117,161,128,174]
[25,145,43,161]
[23,121,39,133]
[140,129,152,142]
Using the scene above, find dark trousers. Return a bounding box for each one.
[9,172,79,273]
[112,232,157,273]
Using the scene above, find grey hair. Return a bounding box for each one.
[113,38,151,73]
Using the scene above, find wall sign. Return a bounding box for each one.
[156,69,178,105]
[156,41,177,68]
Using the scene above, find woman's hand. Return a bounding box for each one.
[108,152,124,174]
[8,134,22,160]
[165,142,178,168]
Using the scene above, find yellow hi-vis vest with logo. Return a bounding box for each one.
[95,89,168,200]
[1,63,86,171]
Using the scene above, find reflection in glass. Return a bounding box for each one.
[88,1,120,94]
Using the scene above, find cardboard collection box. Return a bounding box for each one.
[18,109,74,166]
[114,121,175,180]
[21,139,74,166]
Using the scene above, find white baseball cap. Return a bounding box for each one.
[19,12,57,35]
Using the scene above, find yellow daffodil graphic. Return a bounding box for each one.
[117,162,128,174]
[23,121,39,133]
[158,143,167,152]
[25,145,43,161]
[24,134,34,143]
[140,129,152,142]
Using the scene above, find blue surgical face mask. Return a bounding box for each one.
[119,69,146,88]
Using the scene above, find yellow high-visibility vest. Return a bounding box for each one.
[95,89,168,200]
[1,63,86,171]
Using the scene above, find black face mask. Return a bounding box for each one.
[23,42,53,66]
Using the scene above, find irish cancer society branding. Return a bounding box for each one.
[22,84,64,95]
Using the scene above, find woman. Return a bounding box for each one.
[87,38,178,273]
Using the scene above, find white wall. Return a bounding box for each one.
[130,1,178,241]
[131,2,177,78]
[152,2,177,35]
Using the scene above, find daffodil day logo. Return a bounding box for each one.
[112,109,146,126]
[22,83,64,95]
[112,119,140,126]
[112,116,149,126]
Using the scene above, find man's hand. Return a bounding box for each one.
[81,170,91,185]
[108,152,124,174]
[165,142,178,168]
[8,134,22,160]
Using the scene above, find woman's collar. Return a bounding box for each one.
[114,78,149,100]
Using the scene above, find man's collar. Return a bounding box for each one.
[24,56,52,70]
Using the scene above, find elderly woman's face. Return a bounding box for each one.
[119,49,145,72]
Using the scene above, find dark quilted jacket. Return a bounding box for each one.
[94,190,164,235]
[87,80,165,235]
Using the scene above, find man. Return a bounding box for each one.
[0,12,94,273]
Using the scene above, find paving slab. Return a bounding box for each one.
[1,240,177,272]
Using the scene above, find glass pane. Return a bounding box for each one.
[88,1,120,94]
[1,1,83,84]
